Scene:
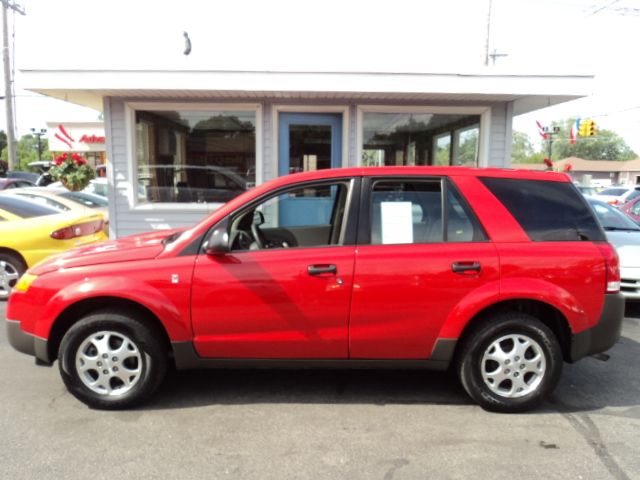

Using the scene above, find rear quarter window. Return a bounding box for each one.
[479,177,605,242]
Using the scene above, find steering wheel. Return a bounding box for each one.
[251,222,266,249]
[230,230,254,251]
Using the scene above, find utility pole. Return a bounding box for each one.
[1,0,25,171]
[484,0,493,66]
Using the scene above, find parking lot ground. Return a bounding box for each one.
[1,301,639,480]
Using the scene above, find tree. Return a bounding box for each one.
[0,133,51,170]
[0,130,7,155]
[511,131,545,163]
[552,118,636,160]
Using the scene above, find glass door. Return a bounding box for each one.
[278,113,342,176]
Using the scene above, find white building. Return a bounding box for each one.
[22,68,593,238]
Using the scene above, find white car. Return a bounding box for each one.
[596,186,640,206]
[587,196,640,301]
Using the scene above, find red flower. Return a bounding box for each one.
[563,163,572,172]
[543,158,553,168]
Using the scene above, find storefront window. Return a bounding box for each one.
[362,112,481,167]
[134,109,256,204]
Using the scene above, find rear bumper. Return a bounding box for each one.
[570,293,625,362]
[5,319,51,365]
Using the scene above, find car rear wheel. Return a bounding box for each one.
[58,311,167,409]
[457,313,563,413]
[0,252,26,301]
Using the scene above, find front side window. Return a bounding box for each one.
[362,112,481,167]
[135,108,256,204]
[370,179,486,245]
[229,181,350,251]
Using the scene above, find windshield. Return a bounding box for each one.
[587,198,640,231]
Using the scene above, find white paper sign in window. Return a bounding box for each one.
[380,202,414,244]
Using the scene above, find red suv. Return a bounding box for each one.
[6,167,624,412]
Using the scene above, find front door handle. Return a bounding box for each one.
[451,261,481,274]
[308,264,337,275]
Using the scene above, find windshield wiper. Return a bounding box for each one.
[603,226,640,232]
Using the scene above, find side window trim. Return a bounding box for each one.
[357,176,488,246]
[358,176,445,246]
[191,177,361,255]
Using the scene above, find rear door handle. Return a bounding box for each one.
[451,261,481,274]
[308,264,337,275]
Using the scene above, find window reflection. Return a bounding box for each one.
[135,110,256,204]
[362,112,480,167]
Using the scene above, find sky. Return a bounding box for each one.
[1,0,639,153]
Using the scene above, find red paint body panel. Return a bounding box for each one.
[350,243,499,358]
[191,247,355,358]
[8,256,195,342]
[494,242,607,333]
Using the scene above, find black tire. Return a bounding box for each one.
[58,310,167,410]
[456,313,563,413]
[0,252,26,301]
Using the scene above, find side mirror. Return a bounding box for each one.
[253,210,265,226]
[204,218,229,255]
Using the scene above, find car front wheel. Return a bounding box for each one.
[457,313,563,413]
[58,311,167,409]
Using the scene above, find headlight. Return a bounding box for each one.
[14,273,38,293]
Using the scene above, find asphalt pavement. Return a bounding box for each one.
[1,301,639,480]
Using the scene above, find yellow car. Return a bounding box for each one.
[3,187,109,234]
[0,194,108,299]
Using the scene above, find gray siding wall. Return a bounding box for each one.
[104,97,512,238]
[488,102,513,167]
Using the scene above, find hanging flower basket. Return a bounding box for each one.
[49,153,95,192]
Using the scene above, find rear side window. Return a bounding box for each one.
[370,179,486,245]
[479,178,605,242]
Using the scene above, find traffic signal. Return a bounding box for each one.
[578,119,597,137]
[578,119,590,137]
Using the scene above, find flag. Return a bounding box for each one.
[570,119,581,144]
[536,120,548,140]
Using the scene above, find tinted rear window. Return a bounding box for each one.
[0,195,60,218]
[479,178,605,242]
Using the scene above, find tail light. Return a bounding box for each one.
[597,243,621,294]
[51,219,104,240]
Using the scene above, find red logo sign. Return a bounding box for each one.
[79,134,106,144]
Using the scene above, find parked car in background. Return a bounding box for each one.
[3,187,109,234]
[6,170,40,183]
[138,165,248,203]
[618,196,640,224]
[6,167,623,413]
[587,196,640,301]
[0,194,107,299]
[596,186,640,205]
[576,185,598,196]
[48,177,108,198]
[0,178,36,190]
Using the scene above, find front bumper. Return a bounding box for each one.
[6,319,51,365]
[570,293,625,362]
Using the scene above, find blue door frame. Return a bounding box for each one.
[277,113,343,226]
[278,113,343,177]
